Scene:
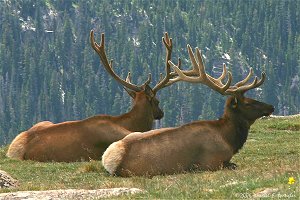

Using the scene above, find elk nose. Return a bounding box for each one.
[267,105,275,114]
[270,106,275,112]
[157,111,164,119]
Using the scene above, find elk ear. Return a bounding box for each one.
[124,87,136,99]
[231,97,238,109]
[143,84,155,99]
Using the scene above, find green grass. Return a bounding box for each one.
[0,116,299,199]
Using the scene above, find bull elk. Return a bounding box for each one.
[6,31,182,162]
[102,45,275,177]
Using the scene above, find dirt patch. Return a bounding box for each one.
[0,188,144,199]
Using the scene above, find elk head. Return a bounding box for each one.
[169,45,274,124]
[222,69,274,124]
[90,31,182,120]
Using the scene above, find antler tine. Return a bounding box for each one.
[236,72,265,93]
[168,44,202,78]
[143,73,152,85]
[90,30,143,92]
[90,30,100,51]
[169,60,232,94]
[168,61,201,83]
[173,44,203,77]
[164,45,207,86]
[225,70,266,95]
[191,45,232,94]
[194,48,231,89]
[164,58,182,86]
[172,45,226,83]
[125,71,151,86]
[126,72,131,83]
[153,33,208,92]
[159,73,164,82]
[152,32,173,93]
[168,45,233,95]
[218,63,228,81]
[188,46,232,94]
[194,46,206,76]
[234,68,254,87]
[163,32,172,48]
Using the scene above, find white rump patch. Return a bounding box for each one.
[6,132,28,160]
[102,141,126,175]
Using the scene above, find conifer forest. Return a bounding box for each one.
[0,0,299,144]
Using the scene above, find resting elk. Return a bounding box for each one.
[102,45,275,177]
[6,31,182,162]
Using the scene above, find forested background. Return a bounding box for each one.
[0,0,299,144]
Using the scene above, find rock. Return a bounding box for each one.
[0,188,144,199]
[0,170,18,188]
[268,114,300,118]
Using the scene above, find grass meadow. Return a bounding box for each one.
[0,116,299,199]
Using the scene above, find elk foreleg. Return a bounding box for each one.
[222,161,237,170]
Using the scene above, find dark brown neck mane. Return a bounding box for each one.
[221,103,252,154]
[117,97,154,132]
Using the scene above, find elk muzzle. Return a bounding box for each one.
[154,110,164,120]
[262,104,275,116]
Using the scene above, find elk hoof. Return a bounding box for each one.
[223,161,237,170]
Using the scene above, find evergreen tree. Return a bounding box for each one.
[0,0,299,144]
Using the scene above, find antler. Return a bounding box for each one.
[224,69,266,96]
[153,32,181,93]
[168,45,232,95]
[90,30,151,92]
[168,45,265,96]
